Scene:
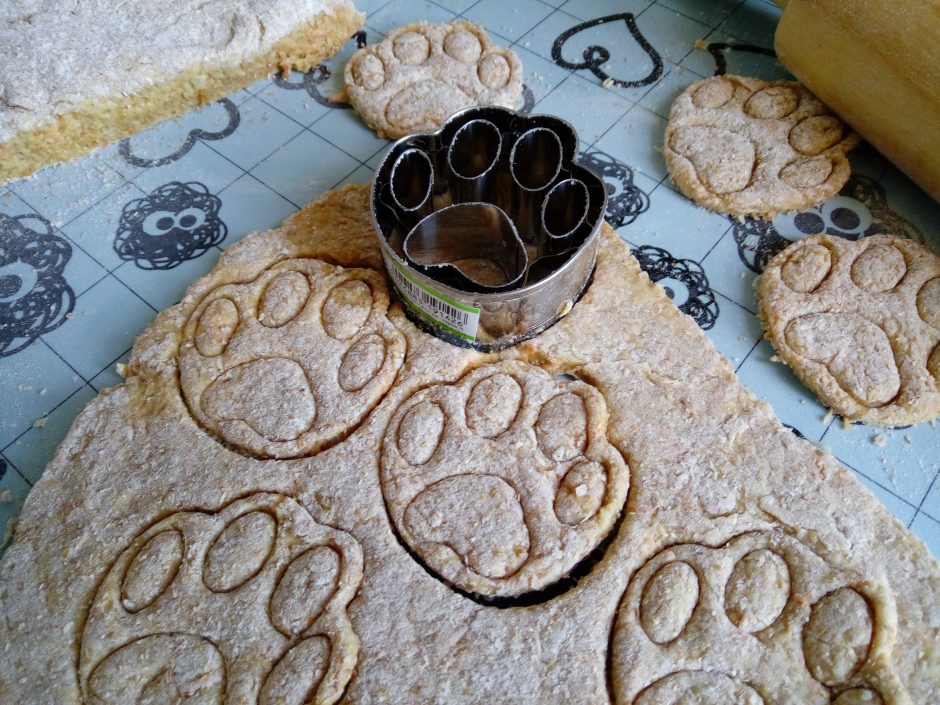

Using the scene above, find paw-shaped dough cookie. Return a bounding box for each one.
[79,493,363,705]
[611,531,909,705]
[380,361,629,598]
[345,21,522,139]
[758,235,940,426]
[180,258,406,458]
[664,75,859,219]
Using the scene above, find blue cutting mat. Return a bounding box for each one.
[1,0,938,554]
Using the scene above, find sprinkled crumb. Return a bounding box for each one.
[841,417,852,430]
[694,38,709,50]
[602,77,614,89]
[823,410,833,423]
[872,433,888,447]
[33,417,48,428]
[0,490,11,503]
[116,363,129,378]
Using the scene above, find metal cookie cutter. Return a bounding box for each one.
[371,106,607,351]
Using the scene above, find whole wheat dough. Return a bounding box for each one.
[664,75,859,219]
[0,0,363,185]
[758,234,940,426]
[0,185,937,705]
[344,21,523,139]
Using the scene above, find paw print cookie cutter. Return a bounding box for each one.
[79,492,363,705]
[179,258,406,459]
[610,531,910,705]
[371,106,608,351]
[380,361,630,600]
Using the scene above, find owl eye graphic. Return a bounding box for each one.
[772,195,874,241]
[631,245,719,330]
[0,213,75,358]
[730,174,921,274]
[114,181,227,270]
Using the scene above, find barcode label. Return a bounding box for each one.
[388,260,480,340]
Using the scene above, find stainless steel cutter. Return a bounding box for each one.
[371,106,607,351]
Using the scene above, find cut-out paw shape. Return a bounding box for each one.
[759,235,940,426]
[79,493,363,705]
[344,21,522,139]
[664,75,859,219]
[0,213,74,357]
[119,98,240,167]
[180,258,406,458]
[380,361,630,599]
[610,531,910,705]
[732,175,927,274]
[114,181,227,270]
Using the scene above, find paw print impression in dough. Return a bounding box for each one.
[664,75,859,219]
[610,531,909,705]
[380,361,630,599]
[79,493,363,705]
[180,258,406,458]
[758,235,940,426]
[345,21,522,139]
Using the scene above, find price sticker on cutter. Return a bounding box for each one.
[388,258,480,341]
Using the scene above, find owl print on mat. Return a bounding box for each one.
[632,245,719,330]
[731,174,927,273]
[578,150,650,227]
[0,213,75,357]
[114,182,227,270]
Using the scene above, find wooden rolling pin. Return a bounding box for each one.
[773,0,940,202]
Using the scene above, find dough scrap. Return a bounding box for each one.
[0,185,937,705]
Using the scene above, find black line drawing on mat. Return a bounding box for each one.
[578,150,650,227]
[273,64,352,108]
[697,41,777,77]
[782,423,806,440]
[114,182,227,270]
[731,174,927,273]
[272,30,368,108]
[631,245,719,330]
[119,98,241,167]
[552,13,663,88]
[0,458,6,481]
[0,214,75,358]
[518,84,536,115]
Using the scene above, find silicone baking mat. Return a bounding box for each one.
[1,0,938,555]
